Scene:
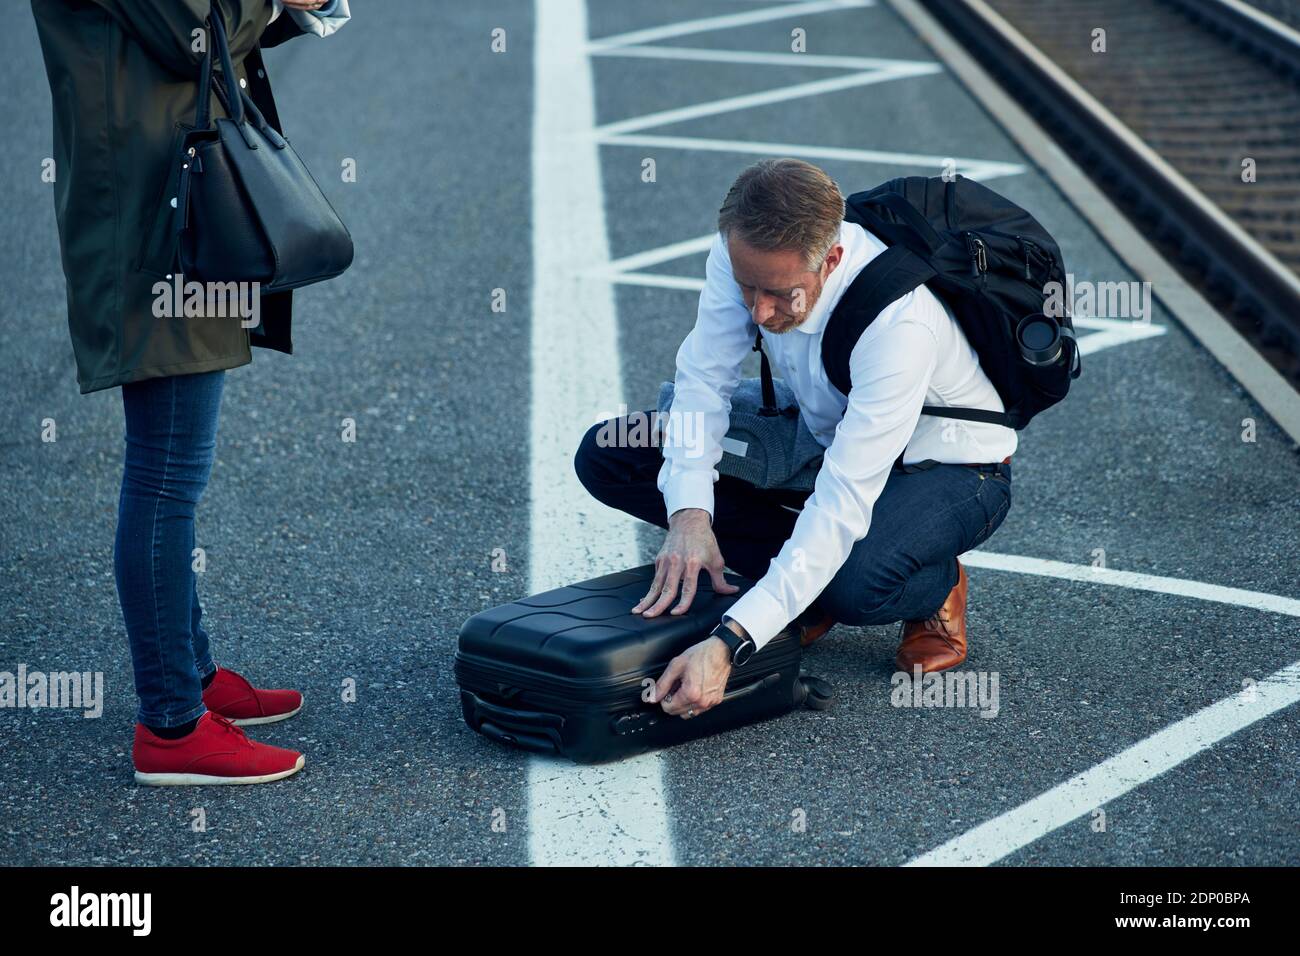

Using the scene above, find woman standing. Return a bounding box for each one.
[32,0,346,785]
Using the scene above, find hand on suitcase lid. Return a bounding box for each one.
[631,508,739,619]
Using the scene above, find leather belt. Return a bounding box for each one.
[894,455,1012,474]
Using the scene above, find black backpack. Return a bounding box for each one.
[755,175,1081,430]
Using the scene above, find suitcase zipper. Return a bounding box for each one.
[455,641,803,712]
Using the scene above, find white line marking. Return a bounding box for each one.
[594,66,940,137]
[597,133,1026,181]
[603,234,716,274]
[901,551,1300,865]
[1071,315,1163,331]
[906,660,1300,866]
[1070,316,1168,356]
[589,0,874,51]
[960,550,1300,618]
[596,273,707,293]
[592,44,935,71]
[529,0,674,868]
[1074,323,1167,355]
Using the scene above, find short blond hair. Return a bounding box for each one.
[717,159,845,269]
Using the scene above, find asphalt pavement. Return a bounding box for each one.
[1,0,1297,866]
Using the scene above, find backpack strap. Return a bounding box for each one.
[822,244,1026,429]
[821,245,935,397]
[753,325,779,416]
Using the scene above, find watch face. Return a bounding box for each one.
[733,640,756,667]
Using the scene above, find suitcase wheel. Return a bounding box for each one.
[798,675,835,711]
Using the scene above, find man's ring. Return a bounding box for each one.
[687,708,696,718]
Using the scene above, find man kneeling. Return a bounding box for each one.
[575,159,1015,721]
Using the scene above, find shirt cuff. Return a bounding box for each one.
[725,584,789,652]
[662,469,715,522]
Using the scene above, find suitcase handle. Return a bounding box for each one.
[721,671,780,703]
[721,672,835,709]
[463,691,565,753]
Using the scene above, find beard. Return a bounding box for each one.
[761,280,824,334]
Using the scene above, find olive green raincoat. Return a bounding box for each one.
[32,0,310,392]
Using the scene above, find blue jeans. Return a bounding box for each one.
[574,413,1012,626]
[114,371,224,728]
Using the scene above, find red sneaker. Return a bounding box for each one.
[133,712,304,786]
[202,666,302,726]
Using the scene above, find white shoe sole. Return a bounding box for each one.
[227,701,303,726]
[134,754,305,787]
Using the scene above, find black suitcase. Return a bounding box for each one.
[455,565,833,763]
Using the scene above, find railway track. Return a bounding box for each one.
[1241,0,1300,33]
[922,0,1300,385]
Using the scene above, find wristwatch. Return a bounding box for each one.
[710,617,757,668]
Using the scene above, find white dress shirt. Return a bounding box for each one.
[659,221,1017,650]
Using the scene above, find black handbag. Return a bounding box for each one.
[172,7,353,291]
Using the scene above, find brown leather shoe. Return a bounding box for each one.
[799,611,836,648]
[895,560,969,674]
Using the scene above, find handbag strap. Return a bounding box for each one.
[194,25,213,128]
[195,4,245,129]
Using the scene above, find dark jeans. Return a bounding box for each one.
[574,414,1012,627]
[114,370,224,727]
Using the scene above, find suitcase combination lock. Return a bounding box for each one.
[612,710,660,735]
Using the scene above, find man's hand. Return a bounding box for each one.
[632,508,740,618]
[648,634,733,719]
